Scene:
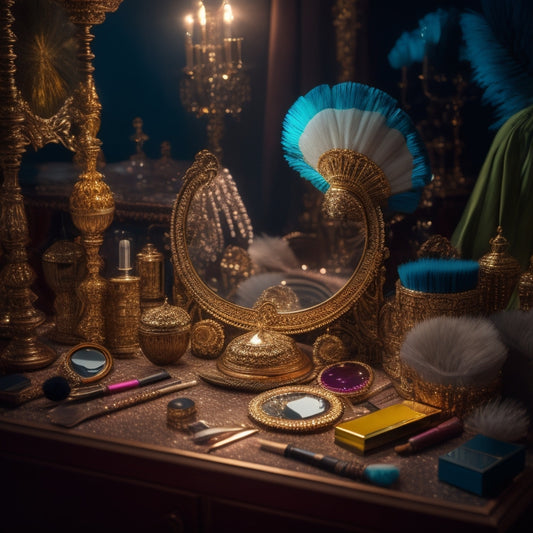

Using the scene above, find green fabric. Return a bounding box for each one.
[452,105,533,270]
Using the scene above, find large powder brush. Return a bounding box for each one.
[400,315,507,386]
[281,81,432,213]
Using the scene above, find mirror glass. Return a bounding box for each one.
[185,176,368,312]
[262,392,330,420]
[248,385,344,432]
[65,343,113,383]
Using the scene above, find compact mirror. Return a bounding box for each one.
[171,150,386,335]
[59,343,113,385]
[248,385,344,432]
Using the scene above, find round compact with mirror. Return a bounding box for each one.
[248,385,344,432]
[170,150,386,335]
[59,343,113,385]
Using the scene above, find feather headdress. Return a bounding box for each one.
[281,82,432,213]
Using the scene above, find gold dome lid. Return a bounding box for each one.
[217,329,313,382]
[42,240,85,264]
[140,299,191,332]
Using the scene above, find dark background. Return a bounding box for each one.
[21,0,489,236]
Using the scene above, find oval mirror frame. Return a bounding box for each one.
[170,150,386,335]
[60,342,113,384]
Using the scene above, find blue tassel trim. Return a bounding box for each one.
[398,258,479,294]
[281,82,432,204]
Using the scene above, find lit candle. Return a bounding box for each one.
[119,239,131,273]
[184,14,194,70]
[223,2,233,39]
[198,2,207,46]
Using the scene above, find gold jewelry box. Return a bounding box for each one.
[334,400,441,454]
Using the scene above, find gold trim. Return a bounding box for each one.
[170,150,386,334]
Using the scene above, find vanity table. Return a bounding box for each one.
[1,338,532,533]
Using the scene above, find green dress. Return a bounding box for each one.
[452,105,533,270]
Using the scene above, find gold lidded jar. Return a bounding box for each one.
[139,298,191,365]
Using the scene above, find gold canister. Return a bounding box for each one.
[105,275,141,356]
[136,242,165,311]
[518,256,533,311]
[139,299,191,365]
[478,227,521,314]
[42,240,86,345]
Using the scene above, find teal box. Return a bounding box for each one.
[438,434,526,497]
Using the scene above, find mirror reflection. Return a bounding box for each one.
[262,392,331,421]
[64,343,113,383]
[185,172,368,312]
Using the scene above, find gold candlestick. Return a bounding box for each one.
[0,0,57,370]
[60,0,123,343]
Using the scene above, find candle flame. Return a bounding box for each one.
[223,2,233,24]
[198,3,206,26]
[184,14,194,30]
[250,333,262,345]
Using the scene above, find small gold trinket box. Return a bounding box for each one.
[167,397,196,430]
[139,299,191,365]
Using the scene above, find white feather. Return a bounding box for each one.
[299,109,413,193]
[248,235,300,272]
[400,316,508,385]
[464,398,530,442]
[490,309,533,356]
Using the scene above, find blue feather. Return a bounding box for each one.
[398,258,479,293]
[460,1,533,128]
[281,82,432,213]
[364,464,400,487]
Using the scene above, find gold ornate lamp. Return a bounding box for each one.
[59,0,122,343]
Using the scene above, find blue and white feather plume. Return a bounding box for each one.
[281,82,432,213]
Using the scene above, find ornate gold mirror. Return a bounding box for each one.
[170,150,386,335]
[58,342,113,385]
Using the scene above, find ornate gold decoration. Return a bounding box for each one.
[179,1,250,161]
[60,0,123,343]
[312,333,348,366]
[190,319,225,359]
[248,385,344,433]
[255,284,301,313]
[402,365,501,418]
[382,280,481,392]
[518,255,533,311]
[0,0,57,369]
[217,328,313,385]
[42,239,86,344]
[219,244,253,298]
[170,150,387,335]
[332,0,360,83]
[136,242,165,311]
[105,275,141,356]
[478,226,521,314]
[417,234,460,259]
[138,299,191,365]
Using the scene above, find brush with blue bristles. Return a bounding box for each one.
[398,258,480,293]
[281,81,432,213]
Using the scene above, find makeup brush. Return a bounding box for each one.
[397,258,479,293]
[281,81,432,213]
[258,439,399,487]
[400,316,507,386]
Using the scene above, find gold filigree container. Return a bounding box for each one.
[136,242,165,311]
[217,329,313,386]
[478,227,521,314]
[139,299,191,365]
[105,275,141,356]
[519,256,533,311]
[402,366,501,418]
[382,280,480,392]
[42,240,86,345]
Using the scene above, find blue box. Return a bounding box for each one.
[438,434,526,497]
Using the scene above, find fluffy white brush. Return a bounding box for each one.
[282,82,432,212]
[490,309,533,356]
[400,316,508,385]
[464,398,530,442]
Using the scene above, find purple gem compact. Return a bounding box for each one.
[318,361,374,399]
